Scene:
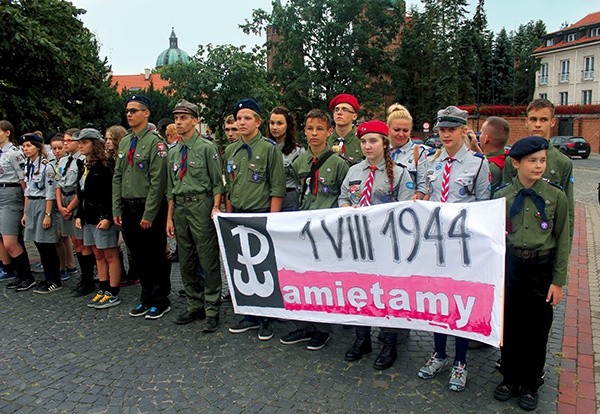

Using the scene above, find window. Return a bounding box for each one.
[559,60,570,83]
[559,92,569,105]
[566,33,577,42]
[539,93,548,100]
[582,90,592,105]
[539,63,549,85]
[545,38,554,47]
[583,56,595,80]
[591,27,600,37]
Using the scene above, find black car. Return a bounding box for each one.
[425,134,442,149]
[549,136,591,159]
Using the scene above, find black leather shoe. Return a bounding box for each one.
[71,282,96,297]
[373,333,397,370]
[202,316,219,333]
[493,382,519,401]
[518,390,538,411]
[345,337,372,361]
[174,310,206,325]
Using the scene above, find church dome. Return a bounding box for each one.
[156,28,191,68]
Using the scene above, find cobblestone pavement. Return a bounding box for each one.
[0,156,597,414]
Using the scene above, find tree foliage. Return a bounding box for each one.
[0,0,120,135]
[160,44,278,137]
[241,0,404,120]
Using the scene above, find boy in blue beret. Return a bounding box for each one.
[493,136,570,411]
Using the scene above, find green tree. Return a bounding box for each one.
[492,28,514,104]
[242,0,404,119]
[0,0,120,134]
[160,45,278,144]
[511,20,546,105]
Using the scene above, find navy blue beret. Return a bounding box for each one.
[508,136,549,159]
[233,98,262,118]
[19,133,44,145]
[126,95,152,111]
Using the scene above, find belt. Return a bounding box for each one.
[122,198,145,206]
[174,193,209,203]
[62,190,76,196]
[0,183,20,188]
[508,247,552,259]
[231,207,270,214]
[28,196,44,200]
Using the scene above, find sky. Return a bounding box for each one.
[70,0,600,75]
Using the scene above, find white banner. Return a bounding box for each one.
[214,199,506,346]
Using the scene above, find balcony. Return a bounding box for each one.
[538,75,548,85]
[582,70,595,81]
[559,72,570,83]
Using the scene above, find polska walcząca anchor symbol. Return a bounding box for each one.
[231,225,274,298]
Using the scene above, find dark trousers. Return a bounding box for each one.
[121,198,171,309]
[501,252,554,391]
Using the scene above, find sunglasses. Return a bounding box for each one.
[124,108,146,115]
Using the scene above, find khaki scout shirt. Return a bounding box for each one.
[502,144,574,243]
[485,149,505,192]
[494,177,570,286]
[327,127,364,166]
[112,125,168,221]
[167,132,225,199]
[292,147,348,210]
[224,132,286,212]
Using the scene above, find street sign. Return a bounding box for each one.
[423,122,430,132]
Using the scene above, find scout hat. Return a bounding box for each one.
[172,99,199,118]
[329,93,360,113]
[508,136,549,160]
[73,128,102,141]
[19,133,43,145]
[357,120,389,138]
[126,95,152,111]
[233,98,262,118]
[435,106,468,129]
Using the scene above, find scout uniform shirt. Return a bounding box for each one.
[327,127,364,166]
[0,141,25,183]
[24,157,55,200]
[485,149,507,191]
[166,132,225,200]
[425,145,491,203]
[494,178,570,286]
[112,125,168,221]
[502,144,574,241]
[292,147,349,210]
[279,143,305,191]
[390,140,428,194]
[56,151,83,194]
[224,132,286,212]
[338,159,413,207]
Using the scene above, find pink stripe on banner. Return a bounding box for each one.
[278,269,494,335]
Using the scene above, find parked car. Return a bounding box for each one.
[425,134,442,149]
[411,137,424,145]
[549,136,591,159]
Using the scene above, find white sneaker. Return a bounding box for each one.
[448,362,467,391]
[418,352,450,379]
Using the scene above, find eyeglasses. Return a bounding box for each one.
[333,107,356,114]
[224,128,239,132]
[124,108,145,115]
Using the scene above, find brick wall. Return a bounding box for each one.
[466,115,600,154]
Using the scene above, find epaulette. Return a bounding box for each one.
[426,147,438,157]
[41,159,49,165]
[395,161,408,169]
[493,182,510,193]
[264,138,276,145]
[543,178,564,191]
[472,152,485,159]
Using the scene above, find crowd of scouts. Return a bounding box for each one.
[0,93,573,411]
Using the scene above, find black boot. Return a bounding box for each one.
[345,326,372,362]
[72,253,95,297]
[373,331,398,370]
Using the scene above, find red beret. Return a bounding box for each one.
[329,93,360,112]
[357,120,389,138]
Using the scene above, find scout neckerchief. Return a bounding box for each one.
[127,135,138,166]
[440,157,455,203]
[62,154,74,176]
[303,150,335,198]
[509,188,548,229]
[359,165,378,206]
